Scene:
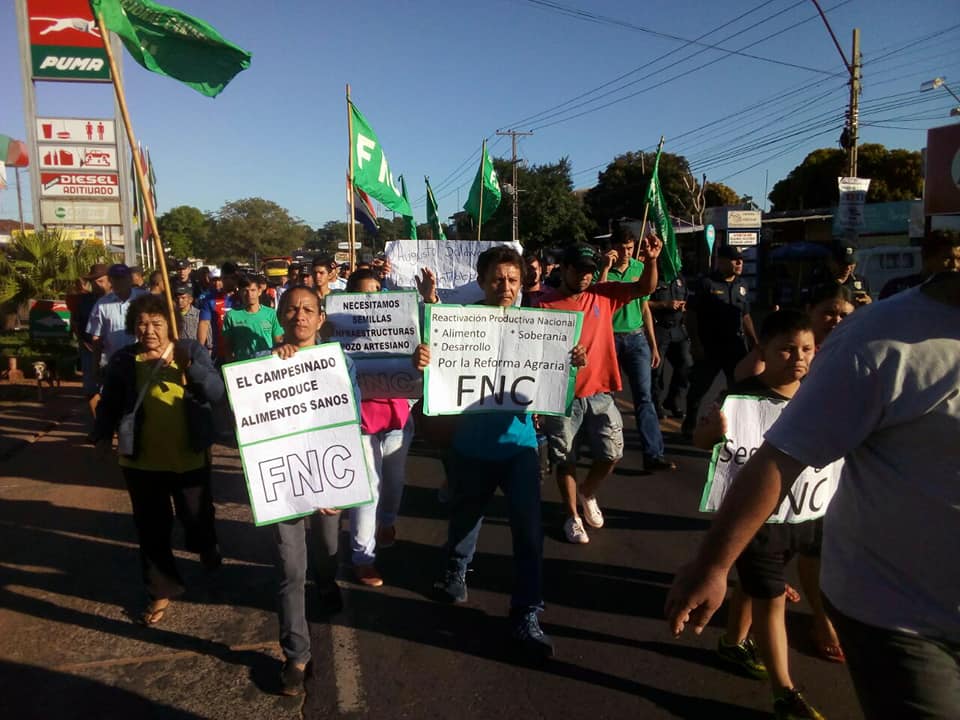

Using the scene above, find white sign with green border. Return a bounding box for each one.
[699,395,843,524]
[423,305,582,417]
[325,290,422,399]
[221,343,373,526]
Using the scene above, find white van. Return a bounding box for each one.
[854,246,921,300]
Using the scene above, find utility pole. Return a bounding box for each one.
[496,129,533,243]
[848,28,861,177]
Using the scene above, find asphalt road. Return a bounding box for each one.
[0,384,862,719]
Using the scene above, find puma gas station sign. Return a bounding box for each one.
[36,118,116,145]
[39,145,118,171]
[27,0,110,81]
[40,199,121,225]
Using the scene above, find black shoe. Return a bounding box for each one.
[200,545,222,572]
[279,660,308,696]
[679,419,695,439]
[316,583,344,616]
[433,568,468,603]
[511,609,555,659]
[644,456,678,472]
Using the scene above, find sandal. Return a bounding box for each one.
[784,584,801,603]
[141,598,170,626]
[816,643,846,663]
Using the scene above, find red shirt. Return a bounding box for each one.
[536,282,639,398]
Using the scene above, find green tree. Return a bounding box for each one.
[768,144,922,211]
[157,205,210,258]
[584,150,696,230]
[206,198,309,264]
[703,181,741,207]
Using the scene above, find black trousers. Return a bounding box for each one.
[122,464,217,600]
[683,338,748,429]
[652,330,692,411]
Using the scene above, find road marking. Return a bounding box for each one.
[330,621,366,714]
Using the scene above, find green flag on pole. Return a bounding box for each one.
[425,176,446,240]
[645,148,682,283]
[463,140,501,225]
[89,0,252,97]
[399,175,417,240]
[349,102,412,217]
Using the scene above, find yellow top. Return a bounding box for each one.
[119,356,206,473]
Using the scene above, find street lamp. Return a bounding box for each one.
[920,77,960,117]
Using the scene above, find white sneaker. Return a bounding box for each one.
[563,516,590,544]
[578,492,604,528]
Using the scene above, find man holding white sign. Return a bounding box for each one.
[413,246,585,659]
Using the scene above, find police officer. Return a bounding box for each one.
[810,242,871,306]
[681,245,758,437]
[648,269,692,419]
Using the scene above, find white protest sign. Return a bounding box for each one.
[424,304,582,416]
[837,176,871,233]
[325,290,421,398]
[699,395,842,523]
[222,344,373,525]
[384,240,523,304]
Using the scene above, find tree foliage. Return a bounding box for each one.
[205,198,309,264]
[703,182,740,208]
[157,205,209,259]
[584,151,697,230]
[768,144,922,211]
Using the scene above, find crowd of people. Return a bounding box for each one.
[68,226,959,716]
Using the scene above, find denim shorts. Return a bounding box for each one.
[541,392,624,466]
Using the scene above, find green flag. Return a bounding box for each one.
[90,0,251,97]
[399,175,417,240]
[645,147,682,283]
[463,140,501,225]
[350,102,411,217]
[425,177,446,240]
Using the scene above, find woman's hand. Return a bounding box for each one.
[316,508,342,516]
[412,343,431,371]
[415,267,439,304]
[274,344,299,360]
[570,344,587,368]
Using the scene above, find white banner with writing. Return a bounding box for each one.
[423,304,582,416]
[384,240,523,304]
[222,344,373,525]
[700,395,843,523]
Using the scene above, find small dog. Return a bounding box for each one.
[32,360,60,401]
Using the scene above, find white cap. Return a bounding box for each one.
[209,267,222,278]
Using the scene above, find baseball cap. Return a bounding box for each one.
[833,242,856,264]
[176,259,192,270]
[173,282,193,296]
[128,265,143,275]
[717,245,744,260]
[561,243,601,270]
[83,263,109,280]
[107,263,132,277]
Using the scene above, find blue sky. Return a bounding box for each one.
[1,0,957,229]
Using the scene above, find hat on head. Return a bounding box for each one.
[173,282,193,296]
[209,267,222,279]
[83,263,109,280]
[107,263,132,277]
[128,265,143,275]
[718,245,744,260]
[833,242,856,264]
[561,243,601,270]
[176,259,192,270]
[221,261,238,276]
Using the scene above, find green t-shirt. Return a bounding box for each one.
[222,305,283,361]
[606,258,649,333]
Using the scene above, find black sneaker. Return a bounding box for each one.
[643,456,678,472]
[773,688,825,720]
[434,568,467,603]
[510,609,555,659]
[279,660,308,696]
[317,583,344,617]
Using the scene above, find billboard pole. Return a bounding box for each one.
[14,0,41,231]
[110,32,136,265]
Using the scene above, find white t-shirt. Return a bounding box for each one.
[86,288,148,365]
[765,286,960,641]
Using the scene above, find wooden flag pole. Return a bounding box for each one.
[476,139,485,242]
[635,136,665,261]
[346,84,357,269]
[97,13,178,339]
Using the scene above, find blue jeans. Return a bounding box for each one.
[614,331,665,460]
[446,447,543,612]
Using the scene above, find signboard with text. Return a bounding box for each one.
[36,117,116,145]
[39,144,118,171]
[40,198,121,225]
[423,305,582,416]
[837,177,871,234]
[27,0,110,81]
[40,172,119,198]
[727,231,758,247]
[221,344,373,525]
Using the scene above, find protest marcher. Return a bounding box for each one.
[681,245,758,438]
[667,270,960,720]
[415,246,586,657]
[275,263,301,305]
[130,266,145,289]
[267,285,355,695]
[692,310,826,720]
[598,221,675,471]
[148,270,165,295]
[310,256,338,301]
[197,263,239,363]
[648,268,691,419]
[74,263,111,409]
[173,283,206,347]
[809,242,871,306]
[343,268,415,587]
[340,263,353,281]
[174,259,192,286]
[192,266,211,305]
[879,229,959,299]
[537,238,661,544]
[221,274,283,362]
[257,274,276,308]
[91,293,224,626]
[87,264,148,372]
[521,250,546,307]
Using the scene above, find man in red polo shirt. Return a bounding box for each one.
[537,237,662,543]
